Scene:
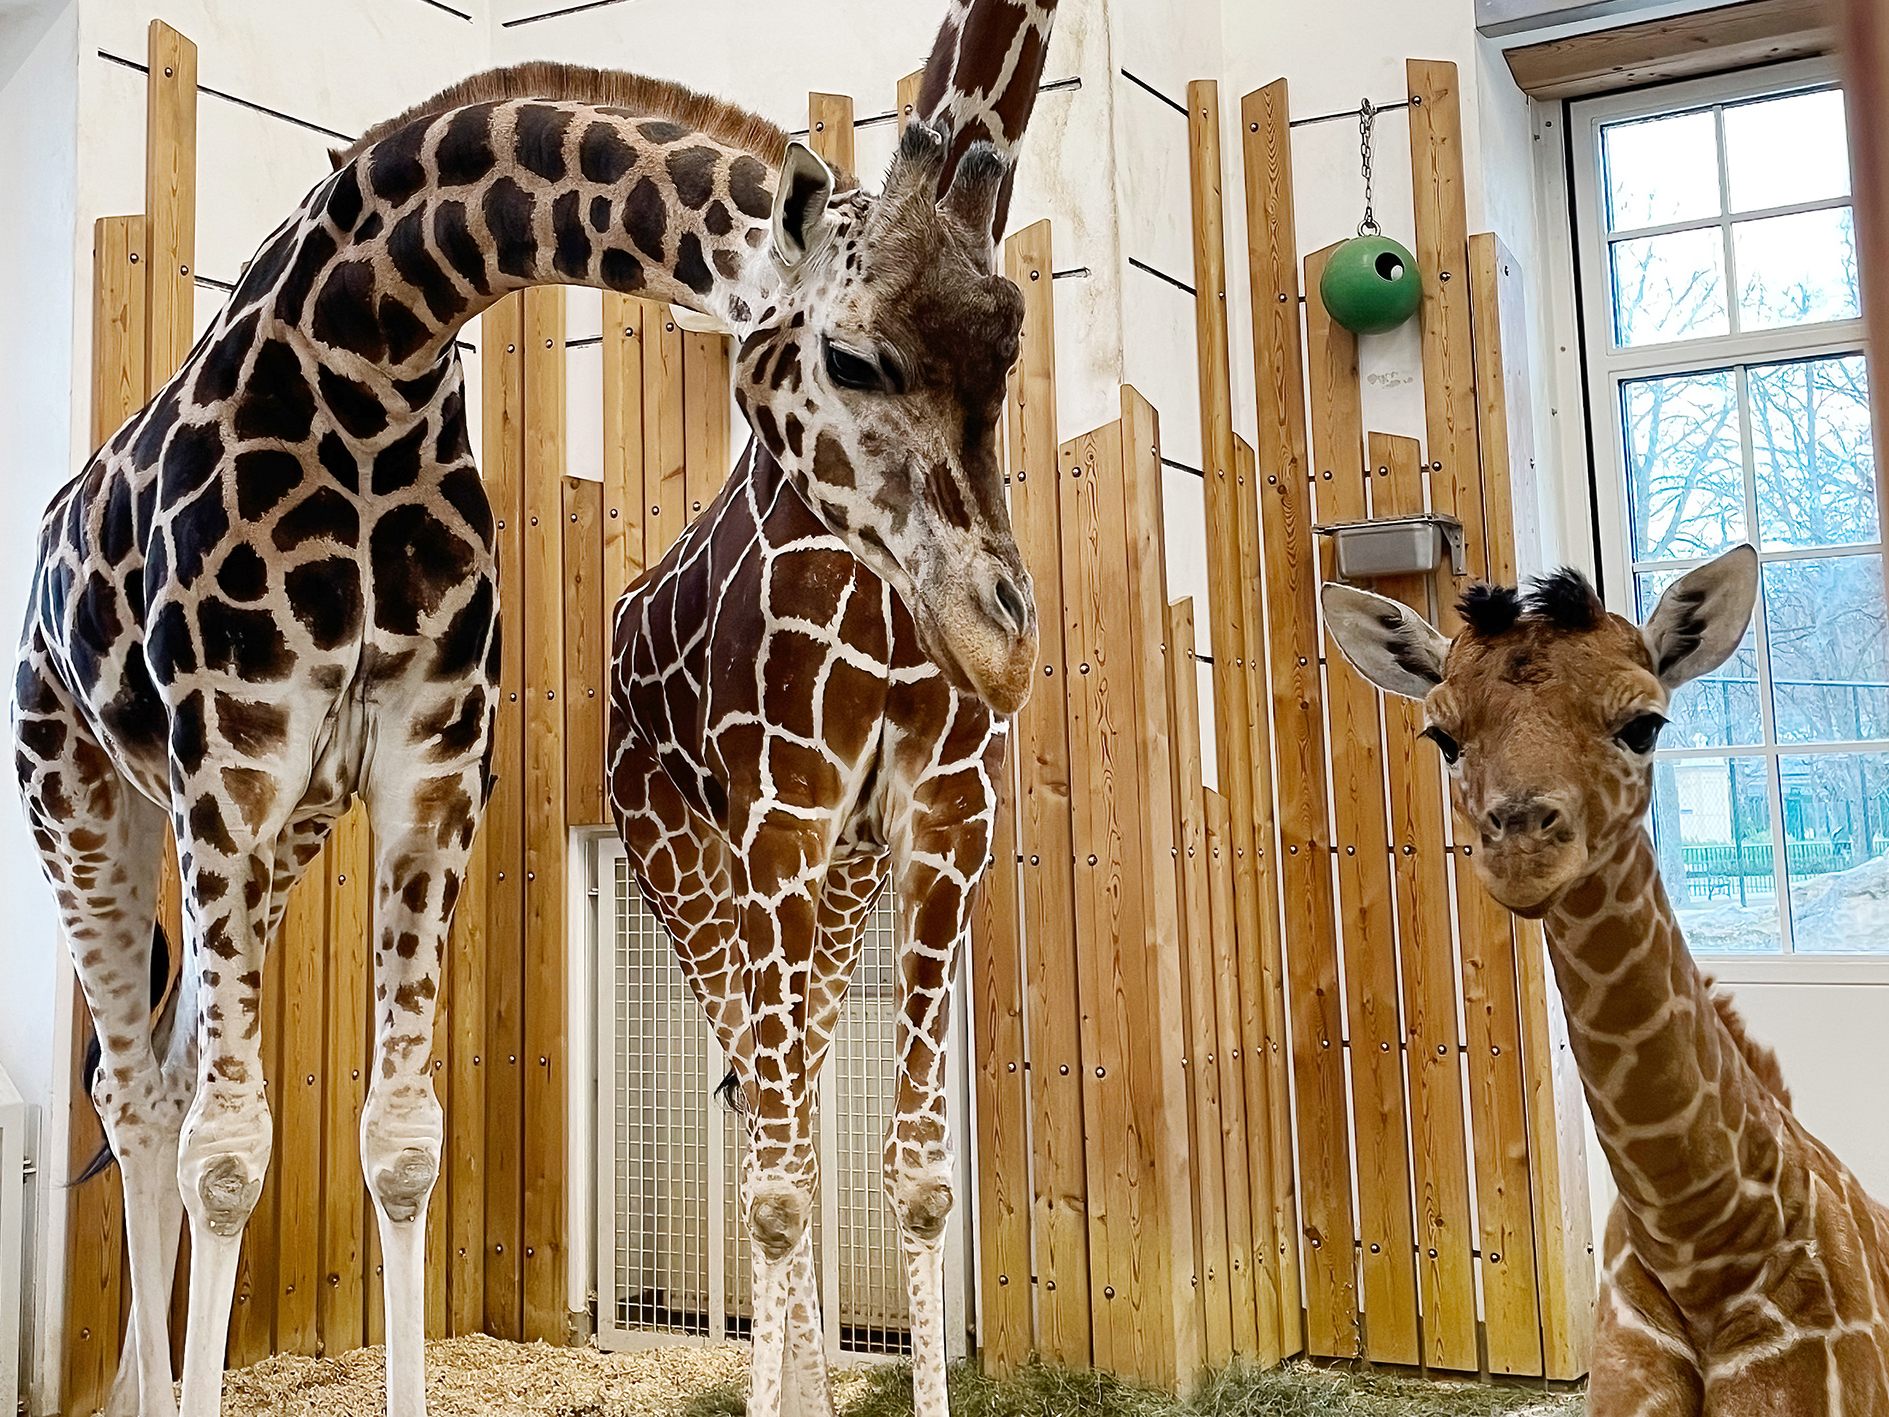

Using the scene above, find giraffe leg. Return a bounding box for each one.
[13,644,183,1417]
[884,830,979,1417]
[778,856,886,1414]
[361,751,485,1417]
[731,822,834,1417]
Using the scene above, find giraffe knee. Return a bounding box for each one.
[747,1180,813,1263]
[185,1152,265,1237]
[888,1167,955,1244]
[368,1146,440,1223]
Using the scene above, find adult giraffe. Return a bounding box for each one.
[606,5,1062,1415]
[1324,547,1889,1414]
[13,6,1054,1414]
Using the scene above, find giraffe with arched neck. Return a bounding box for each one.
[607,5,1062,1415]
[1324,545,1889,1414]
[14,20,1048,1413]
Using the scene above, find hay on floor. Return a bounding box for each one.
[221,1338,1585,1417]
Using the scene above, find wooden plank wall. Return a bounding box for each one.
[58,28,734,1398]
[1218,63,1595,1378]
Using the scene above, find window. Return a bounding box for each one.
[1574,63,1888,955]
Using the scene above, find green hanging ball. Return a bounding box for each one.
[1319,234,1422,335]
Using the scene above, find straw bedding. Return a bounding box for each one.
[217,1338,1585,1416]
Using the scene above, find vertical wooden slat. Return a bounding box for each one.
[807,91,856,170]
[642,311,687,563]
[1165,599,1241,1367]
[1303,245,1420,1368]
[1190,80,1289,1363]
[1058,422,1134,1376]
[1407,60,1542,1377]
[142,20,196,387]
[1120,388,1202,1388]
[321,806,371,1356]
[682,331,732,510]
[1231,434,1299,1358]
[1470,232,1594,1380]
[564,478,607,826]
[969,738,1031,1371]
[448,824,488,1337]
[275,863,326,1355]
[522,284,569,1343]
[1202,790,1257,1356]
[62,215,149,1417]
[1241,76,1356,1358]
[1369,433,1479,1372]
[1000,221,1091,1368]
[897,70,924,131]
[602,295,647,599]
[480,294,527,1341]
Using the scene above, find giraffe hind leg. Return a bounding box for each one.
[13,643,182,1417]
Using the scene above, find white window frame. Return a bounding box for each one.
[1569,58,1888,970]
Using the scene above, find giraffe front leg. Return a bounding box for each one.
[14,646,184,1417]
[885,829,980,1417]
[734,822,832,1417]
[361,753,486,1417]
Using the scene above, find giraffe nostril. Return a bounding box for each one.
[1539,807,1562,833]
[992,575,1031,637]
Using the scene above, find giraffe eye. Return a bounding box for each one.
[823,339,883,392]
[1616,712,1667,755]
[1421,725,1461,764]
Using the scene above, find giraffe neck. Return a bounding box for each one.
[1543,829,1794,1308]
[258,99,779,382]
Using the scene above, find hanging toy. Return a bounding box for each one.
[1319,99,1422,336]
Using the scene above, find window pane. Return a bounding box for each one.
[1622,369,1747,560]
[1733,207,1861,332]
[1764,554,1889,743]
[1603,109,1721,230]
[1611,228,1730,346]
[1724,88,1850,212]
[1654,755,1781,953]
[1751,354,1878,551]
[1782,752,1889,952]
[1638,570,1762,747]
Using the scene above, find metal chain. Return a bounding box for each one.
[1357,98,1380,237]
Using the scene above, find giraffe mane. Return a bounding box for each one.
[333,61,795,171]
[1705,979,1794,1109]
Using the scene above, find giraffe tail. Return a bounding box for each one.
[714,1069,747,1116]
[71,921,176,1185]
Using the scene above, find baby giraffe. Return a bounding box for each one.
[1324,545,1889,1414]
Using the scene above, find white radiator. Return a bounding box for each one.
[592,838,969,1361]
[0,1065,29,1417]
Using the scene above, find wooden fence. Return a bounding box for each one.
[61,38,1596,1410]
[967,65,1596,1388]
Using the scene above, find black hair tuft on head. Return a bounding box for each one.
[1527,567,1605,631]
[1457,583,1522,636]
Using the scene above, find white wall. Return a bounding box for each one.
[0,3,79,1404]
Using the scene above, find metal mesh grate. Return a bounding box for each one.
[610,851,711,1336]
[831,892,913,1356]
[597,847,924,1359]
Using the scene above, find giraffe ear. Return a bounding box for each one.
[1321,582,1449,700]
[1642,544,1758,689]
[772,140,835,270]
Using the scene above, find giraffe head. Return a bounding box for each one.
[735,120,1036,713]
[1322,545,1758,917]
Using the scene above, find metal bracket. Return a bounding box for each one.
[1313,513,1467,580]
